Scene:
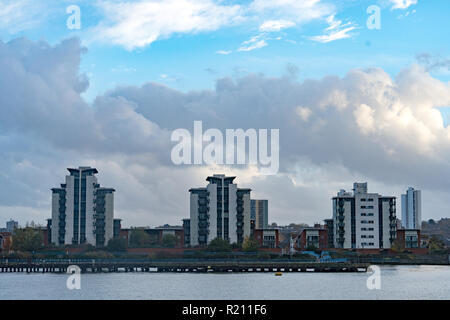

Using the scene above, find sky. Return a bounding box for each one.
[0,0,449,228]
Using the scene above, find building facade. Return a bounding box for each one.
[297,227,328,250]
[331,183,397,249]
[396,229,421,249]
[50,167,115,247]
[253,228,279,248]
[251,199,269,229]
[401,187,422,229]
[189,174,251,246]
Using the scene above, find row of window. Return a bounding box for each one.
[361,235,374,238]
[360,198,374,202]
[361,213,374,216]
[361,220,374,224]
[361,227,374,231]
[361,205,374,209]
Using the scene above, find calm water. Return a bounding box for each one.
[0,265,449,300]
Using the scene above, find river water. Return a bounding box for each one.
[0,265,449,300]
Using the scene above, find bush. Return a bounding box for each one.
[106,237,127,251]
[242,236,259,252]
[129,229,152,247]
[207,238,232,252]
[162,234,177,248]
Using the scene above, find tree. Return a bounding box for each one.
[162,234,177,248]
[428,236,446,252]
[12,228,43,252]
[242,236,259,252]
[207,238,232,252]
[129,229,151,247]
[390,238,404,253]
[106,237,127,251]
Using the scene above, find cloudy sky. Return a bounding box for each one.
[0,0,449,228]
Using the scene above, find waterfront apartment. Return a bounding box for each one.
[296,226,328,250]
[331,183,397,249]
[401,187,422,229]
[49,167,117,247]
[189,174,251,246]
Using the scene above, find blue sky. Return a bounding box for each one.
[1,0,448,102]
[1,0,450,227]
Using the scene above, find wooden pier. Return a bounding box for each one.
[0,260,369,273]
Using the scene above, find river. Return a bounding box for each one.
[0,265,449,300]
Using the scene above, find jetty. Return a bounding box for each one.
[0,259,369,273]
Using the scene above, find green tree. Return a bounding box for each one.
[129,229,151,247]
[12,228,43,252]
[207,237,232,252]
[242,236,259,252]
[162,234,177,248]
[106,237,127,251]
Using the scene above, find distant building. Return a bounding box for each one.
[113,219,121,239]
[253,228,279,248]
[251,200,269,229]
[182,219,190,247]
[189,174,251,246]
[396,229,421,249]
[331,182,397,249]
[6,220,18,233]
[50,167,116,247]
[401,187,421,229]
[297,227,328,250]
[324,219,334,248]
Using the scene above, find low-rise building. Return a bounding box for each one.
[396,229,421,249]
[0,232,12,252]
[297,227,328,250]
[253,228,279,248]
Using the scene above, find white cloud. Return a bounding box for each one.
[296,107,312,122]
[90,0,336,49]
[310,14,356,43]
[389,0,418,10]
[2,37,450,227]
[216,50,232,55]
[238,35,268,52]
[259,19,295,32]
[92,0,242,50]
[0,0,49,34]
